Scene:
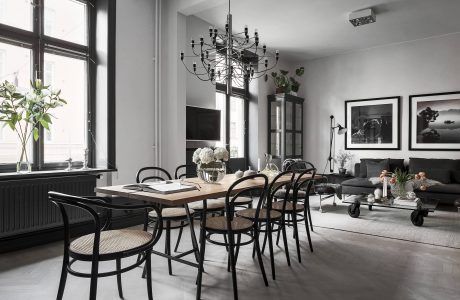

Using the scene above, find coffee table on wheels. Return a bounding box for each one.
[342,194,439,227]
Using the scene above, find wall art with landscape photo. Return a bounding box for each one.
[410,92,460,150]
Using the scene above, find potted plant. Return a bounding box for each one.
[192,147,229,183]
[289,67,304,96]
[269,70,291,94]
[0,79,66,172]
[267,67,304,95]
[334,151,353,175]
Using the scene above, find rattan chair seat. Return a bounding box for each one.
[205,216,253,232]
[70,229,152,256]
[274,189,306,199]
[272,201,305,212]
[149,207,194,219]
[216,196,253,205]
[236,208,282,220]
[188,198,226,211]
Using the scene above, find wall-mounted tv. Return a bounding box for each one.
[186,106,221,141]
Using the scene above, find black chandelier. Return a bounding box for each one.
[180,0,279,94]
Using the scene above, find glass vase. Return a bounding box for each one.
[260,154,279,177]
[16,144,32,173]
[390,182,413,199]
[197,161,226,184]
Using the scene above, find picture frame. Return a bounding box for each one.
[345,96,401,150]
[409,91,460,151]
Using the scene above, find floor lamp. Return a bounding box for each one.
[327,115,347,173]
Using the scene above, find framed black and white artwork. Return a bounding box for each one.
[345,96,401,150]
[409,92,460,151]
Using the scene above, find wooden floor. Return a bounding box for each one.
[1,217,459,299]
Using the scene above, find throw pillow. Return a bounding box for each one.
[366,160,390,178]
[360,159,384,178]
[426,169,451,184]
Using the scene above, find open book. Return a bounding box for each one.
[123,181,198,194]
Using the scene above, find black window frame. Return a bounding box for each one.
[0,0,115,173]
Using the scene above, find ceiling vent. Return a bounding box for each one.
[349,8,376,27]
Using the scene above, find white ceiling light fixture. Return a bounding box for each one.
[180,0,279,95]
[349,8,376,27]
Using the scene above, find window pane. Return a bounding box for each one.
[0,0,33,31]
[0,42,32,164]
[229,96,245,158]
[43,53,87,163]
[44,0,87,45]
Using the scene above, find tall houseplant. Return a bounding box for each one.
[0,80,66,172]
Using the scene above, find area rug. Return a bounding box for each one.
[308,195,460,249]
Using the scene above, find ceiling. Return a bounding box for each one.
[193,0,460,61]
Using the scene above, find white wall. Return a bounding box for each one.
[301,33,460,174]
[112,0,156,184]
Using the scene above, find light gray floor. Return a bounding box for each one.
[1,199,460,300]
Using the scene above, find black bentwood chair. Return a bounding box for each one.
[272,167,317,262]
[137,167,199,275]
[196,174,269,300]
[236,170,296,280]
[49,191,162,300]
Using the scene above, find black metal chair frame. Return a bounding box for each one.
[49,191,162,300]
[137,166,200,275]
[196,174,270,300]
[238,170,296,280]
[273,167,317,263]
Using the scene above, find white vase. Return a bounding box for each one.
[374,188,383,200]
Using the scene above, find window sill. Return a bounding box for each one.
[0,168,117,181]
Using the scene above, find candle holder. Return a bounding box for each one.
[81,148,89,170]
[65,158,73,171]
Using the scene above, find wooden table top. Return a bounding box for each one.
[95,173,321,206]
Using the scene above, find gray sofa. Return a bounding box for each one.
[341,158,460,205]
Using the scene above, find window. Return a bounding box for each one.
[0,0,33,31]
[215,53,248,167]
[0,0,104,171]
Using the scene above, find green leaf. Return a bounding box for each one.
[33,127,39,141]
[40,119,49,130]
[295,67,304,77]
[43,113,52,123]
[280,70,289,75]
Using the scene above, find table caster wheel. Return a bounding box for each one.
[411,210,424,226]
[348,203,360,218]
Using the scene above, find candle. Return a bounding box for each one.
[257,158,261,172]
[383,178,387,198]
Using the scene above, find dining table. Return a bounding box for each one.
[94,173,320,270]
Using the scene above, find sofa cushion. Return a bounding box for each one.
[409,158,460,174]
[359,158,404,177]
[427,169,451,184]
[341,177,382,188]
[417,183,460,195]
[366,160,390,178]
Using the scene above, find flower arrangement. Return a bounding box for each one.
[192,147,229,166]
[379,169,428,191]
[334,151,353,168]
[0,79,66,172]
[193,147,229,183]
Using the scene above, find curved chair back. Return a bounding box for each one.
[225,174,269,229]
[266,170,296,214]
[49,191,163,259]
[136,167,172,183]
[174,164,196,179]
[292,167,317,203]
[285,160,315,172]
